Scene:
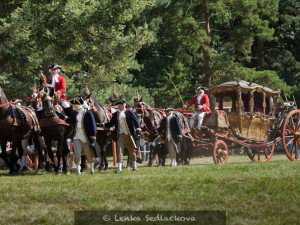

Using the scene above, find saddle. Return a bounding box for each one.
[12,105,40,132]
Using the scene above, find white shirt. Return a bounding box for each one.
[166,113,173,141]
[74,107,87,143]
[118,109,129,135]
[51,74,59,90]
[197,94,203,105]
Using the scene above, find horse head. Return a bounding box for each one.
[38,90,55,117]
[133,98,160,139]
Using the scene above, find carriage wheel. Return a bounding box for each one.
[246,143,274,162]
[213,140,228,165]
[282,110,300,161]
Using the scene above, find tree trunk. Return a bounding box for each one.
[203,0,212,87]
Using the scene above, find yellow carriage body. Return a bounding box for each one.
[206,81,280,141]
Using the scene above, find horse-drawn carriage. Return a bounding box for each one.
[192,80,300,164]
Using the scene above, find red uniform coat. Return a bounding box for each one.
[46,75,67,100]
[186,94,211,114]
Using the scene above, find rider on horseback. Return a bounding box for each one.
[183,86,211,131]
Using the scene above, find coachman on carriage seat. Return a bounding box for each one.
[184,86,211,131]
[46,64,72,115]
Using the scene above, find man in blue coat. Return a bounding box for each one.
[157,108,182,167]
[97,99,141,173]
[58,97,97,175]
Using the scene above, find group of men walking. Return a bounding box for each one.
[32,63,211,174]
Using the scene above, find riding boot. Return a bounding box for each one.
[64,154,70,174]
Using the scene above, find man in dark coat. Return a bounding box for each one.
[157,108,182,167]
[58,97,97,175]
[97,99,141,173]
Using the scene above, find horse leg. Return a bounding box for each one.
[10,141,19,173]
[56,139,63,175]
[63,139,70,174]
[148,145,154,167]
[17,141,24,170]
[32,133,44,171]
[159,144,167,166]
[97,140,104,173]
[45,138,55,172]
[103,143,109,171]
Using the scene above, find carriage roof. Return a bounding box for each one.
[208,81,280,96]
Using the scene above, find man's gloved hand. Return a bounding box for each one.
[56,111,66,120]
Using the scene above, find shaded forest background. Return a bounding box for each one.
[0,0,299,107]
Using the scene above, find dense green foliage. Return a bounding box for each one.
[0,0,299,107]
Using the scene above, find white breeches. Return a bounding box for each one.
[60,100,70,108]
[190,112,206,130]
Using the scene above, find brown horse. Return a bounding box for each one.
[0,87,43,173]
[83,91,114,172]
[38,91,73,175]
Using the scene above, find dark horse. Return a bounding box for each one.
[0,87,43,173]
[133,96,165,166]
[38,91,73,175]
[82,88,115,172]
[133,95,193,166]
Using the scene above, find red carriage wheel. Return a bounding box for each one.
[282,110,300,161]
[246,143,274,162]
[213,140,228,164]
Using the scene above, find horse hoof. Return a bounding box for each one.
[98,169,105,173]
[65,171,70,175]
[105,168,109,172]
[37,169,43,174]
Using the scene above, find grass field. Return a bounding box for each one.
[0,153,299,225]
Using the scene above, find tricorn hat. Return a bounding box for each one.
[114,99,126,106]
[48,63,61,70]
[165,108,173,112]
[69,97,84,105]
[196,86,205,91]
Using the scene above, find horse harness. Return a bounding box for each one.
[0,105,40,131]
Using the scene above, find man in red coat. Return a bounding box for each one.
[184,86,211,131]
[46,63,70,109]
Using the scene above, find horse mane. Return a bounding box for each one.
[91,95,105,108]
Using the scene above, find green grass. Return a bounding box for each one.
[0,153,299,225]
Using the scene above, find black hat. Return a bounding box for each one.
[114,99,126,106]
[196,86,205,91]
[69,97,84,105]
[48,63,62,70]
[165,108,173,112]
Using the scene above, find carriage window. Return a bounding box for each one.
[253,92,263,113]
[242,93,250,112]
[216,95,233,113]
